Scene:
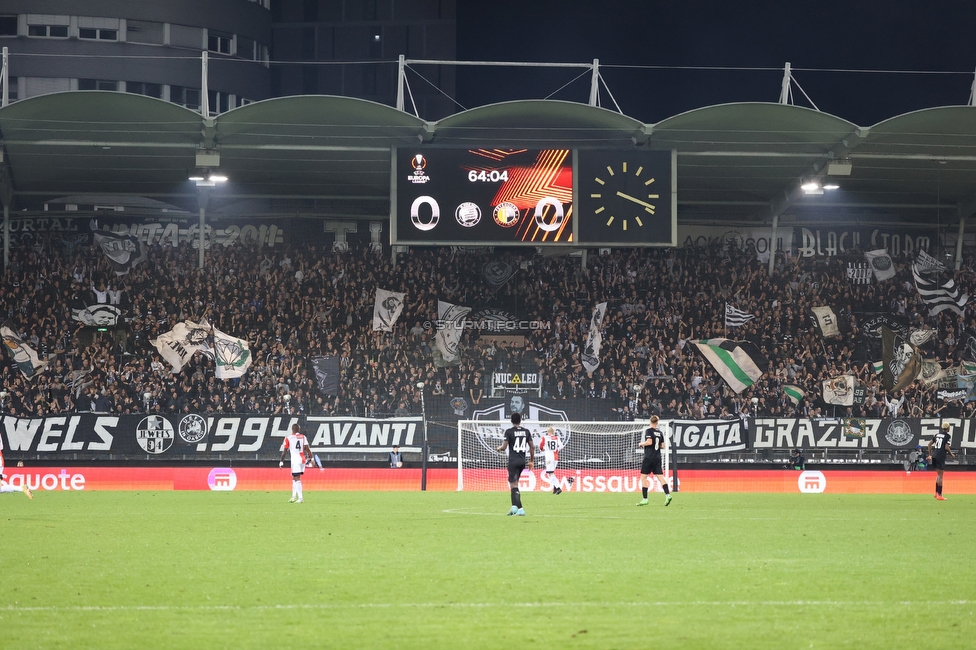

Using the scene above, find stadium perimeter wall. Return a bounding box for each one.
[5,467,976,495]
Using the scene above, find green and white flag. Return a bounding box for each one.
[693,338,768,394]
[212,326,252,379]
[0,325,49,379]
[783,384,806,405]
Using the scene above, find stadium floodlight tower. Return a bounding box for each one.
[417,382,428,491]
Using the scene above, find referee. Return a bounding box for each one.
[637,415,672,506]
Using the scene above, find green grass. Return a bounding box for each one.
[2,490,974,649]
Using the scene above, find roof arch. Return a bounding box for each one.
[429,100,645,146]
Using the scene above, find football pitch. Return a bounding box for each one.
[2,490,974,649]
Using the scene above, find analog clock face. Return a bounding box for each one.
[577,150,674,245]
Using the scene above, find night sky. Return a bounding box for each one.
[456,0,976,126]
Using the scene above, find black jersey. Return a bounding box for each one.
[932,431,952,461]
[504,425,532,463]
[642,427,665,458]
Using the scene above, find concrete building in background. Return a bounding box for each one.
[270,0,456,118]
[0,0,456,117]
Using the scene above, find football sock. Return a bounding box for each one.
[642,486,649,499]
[293,480,299,499]
[662,483,670,495]
[297,482,304,500]
[511,487,519,507]
[936,482,943,495]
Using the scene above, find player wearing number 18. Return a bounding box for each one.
[496,412,535,516]
[637,415,672,506]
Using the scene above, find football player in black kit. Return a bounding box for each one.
[927,422,956,500]
[637,415,672,506]
[496,412,535,516]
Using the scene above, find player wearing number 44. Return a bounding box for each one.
[279,423,311,503]
[496,412,535,516]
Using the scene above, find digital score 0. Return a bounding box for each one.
[391,148,676,247]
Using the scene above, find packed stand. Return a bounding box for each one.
[1,234,974,421]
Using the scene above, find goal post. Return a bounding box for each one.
[457,419,673,493]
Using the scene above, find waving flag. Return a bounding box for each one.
[211,326,252,379]
[864,249,895,281]
[912,260,968,316]
[434,300,470,366]
[693,339,768,393]
[881,326,921,392]
[92,229,147,276]
[724,303,755,328]
[372,289,406,332]
[581,302,607,373]
[783,385,806,405]
[810,306,840,337]
[0,325,49,379]
[151,319,211,373]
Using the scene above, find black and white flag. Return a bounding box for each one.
[915,249,946,273]
[482,260,517,288]
[92,229,147,276]
[71,304,124,327]
[846,262,871,285]
[912,260,968,316]
[0,325,49,379]
[581,302,607,373]
[810,306,840,337]
[864,249,895,281]
[724,303,755,328]
[311,356,341,395]
[372,288,406,332]
[434,300,471,366]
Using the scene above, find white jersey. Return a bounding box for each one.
[539,432,564,472]
[284,432,310,474]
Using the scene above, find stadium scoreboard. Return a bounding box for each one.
[391,148,676,247]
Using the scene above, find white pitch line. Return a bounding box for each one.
[2,600,973,613]
[441,508,625,519]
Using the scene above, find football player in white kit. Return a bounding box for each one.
[539,426,569,495]
[0,443,33,499]
[279,423,310,503]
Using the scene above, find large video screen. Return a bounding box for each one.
[392,148,574,246]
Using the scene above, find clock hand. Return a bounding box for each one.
[615,191,655,209]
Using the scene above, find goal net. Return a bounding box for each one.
[457,420,671,493]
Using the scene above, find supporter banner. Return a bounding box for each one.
[8,467,976,494]
[7,411,976,462]
[750,417,976,449]
[0,414,425,460]
[669,418,747,454]
[794,226,934,258]
[0,217,387,250]
[677,226,793,255]
[492,371,542,391]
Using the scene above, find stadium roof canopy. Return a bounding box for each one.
[1,91,975,230]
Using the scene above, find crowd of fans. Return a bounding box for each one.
[1,231,975,422]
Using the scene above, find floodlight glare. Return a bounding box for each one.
[800,182,820,192]
[823,183,840,190]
